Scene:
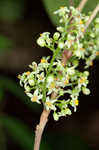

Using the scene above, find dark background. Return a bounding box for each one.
[0,0,99,150]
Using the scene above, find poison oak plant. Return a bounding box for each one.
[18,0,99,150]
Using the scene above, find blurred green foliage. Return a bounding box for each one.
[0,0,24,22]
[0,35,12,53]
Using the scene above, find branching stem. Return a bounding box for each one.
[77,0,88,12]
[34,109,50,150]
[85,4,99,31]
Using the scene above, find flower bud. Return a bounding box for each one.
[28,79,35,86]
[53,112,59,121]
[82,87,90,95]
[57,27,64,32]
[84,71,89,76]
[25,86,31,92]
[37,37,45,47]
[53,32,60,40]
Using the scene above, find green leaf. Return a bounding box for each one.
[42,0,99,26]
[0,115,51,150]
[0,115,33,150]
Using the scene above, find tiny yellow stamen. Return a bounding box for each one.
[80,20,83,24]
[41,59,48,63]
[81,28,85,32]
[17,75,21,79]
[46,102,52,107]
[26,71,30,75]
[96,51,99,56]
[60,6,64,9]
[40,33,42,36]
[31,96,38,102]
[39,76,43,80]
[80,77,86,83]
[80,48,84,51]
[74,99,79,106]
[64,79,69,85]
[49,82,55,89]
[62,63,65,67]
[90,61,93,66]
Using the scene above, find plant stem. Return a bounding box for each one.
[77,0,88,12]
[85,4,99,31]
[33,109,50,150]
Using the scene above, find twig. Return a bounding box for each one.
[34,109,50,150]
[84,4,99,31]
[77,0,88,12]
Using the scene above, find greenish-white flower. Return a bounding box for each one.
[45,97,57,111]
[26,89,43,104]
[37,37,45,47]
[53,32,60,40]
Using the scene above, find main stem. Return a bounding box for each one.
[33,109,50,150]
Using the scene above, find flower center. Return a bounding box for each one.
[31,96,38,102]
[74,99,79,106]
[49,82,55,88]
[41,59,48,63]
[46,102,52,107]
[26,71,30,75]
[80,48,85,51]
[80,20,83,24]
[80,77,86,83]
[39,76,43,80]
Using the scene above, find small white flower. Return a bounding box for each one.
[40,32,50,39]
[70,97,79,112]
[56,26,64,32]
[54,6,69,16]
[66,67,75,75]
[38,57,50,68]
[45,97,57,111]
[65,34,75,48]
[37,72,45,83]
[47,82,57,95]
[78,76,88,88]
[47,74,54,83]
[37,37,45,47]
[26,89,43,104]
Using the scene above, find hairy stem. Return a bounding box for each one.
[33,109,50,150]
[77,0,88,12]
[85,4,99,31]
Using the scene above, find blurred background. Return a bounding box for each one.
[0,0,99,150]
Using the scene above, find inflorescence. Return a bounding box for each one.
[18,6,99,121]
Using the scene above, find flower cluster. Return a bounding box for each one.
[18,6,99,121]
